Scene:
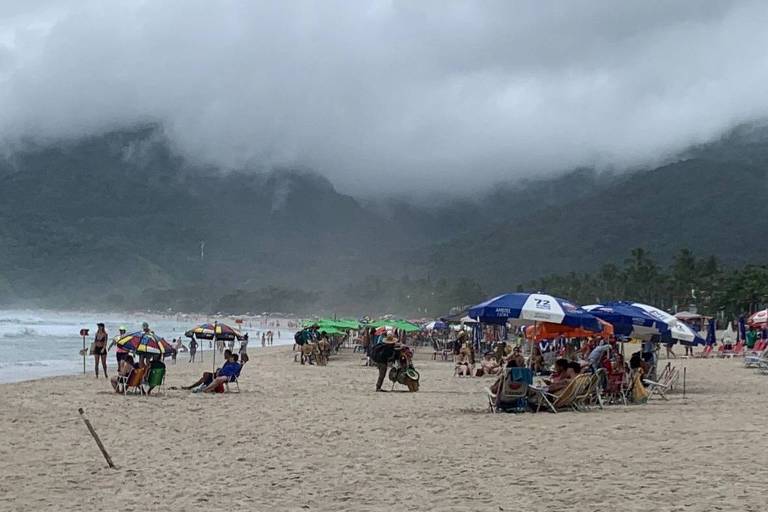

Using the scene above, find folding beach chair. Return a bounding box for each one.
[530,374,591,413]
[225,364,244,393]
[721,342,744,359]
[643,365,677,400]
[486,367,532,413]
[432,339,450,361]
[115,371,130,394]
[744,347,768,368]
[123,367,146,395]
[574,370,604,411]
[604,368,628,405]
[143,367,166,395]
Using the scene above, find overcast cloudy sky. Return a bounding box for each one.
[1,1,766,192]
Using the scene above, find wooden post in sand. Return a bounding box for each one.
[78,408,115,469]
[212,321,218,373]
[682,367,687,399]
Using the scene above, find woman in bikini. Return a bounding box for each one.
[93,323,109,378]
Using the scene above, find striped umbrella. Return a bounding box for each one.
[584,301,704,345]
[184,322,244,341]
[469,292,602,331]
[116,331,171,355]
[748,309,767,327]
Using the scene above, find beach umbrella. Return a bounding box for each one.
[316,326,346,336]
[738,315,747,343]
[424,320,448,330]
[469,293,602,332]
[584,301,704,345]
[116,331,170,356]
[524,318,614,341]
[185,321,245,371]
[748,309,767,327]
[368,319,421,333]
[184,322,245,341]
[303,318,360,330]
[705,318,716,346]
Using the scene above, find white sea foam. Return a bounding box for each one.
[0,309,295,383]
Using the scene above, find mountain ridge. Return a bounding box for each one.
[1,123,766,313]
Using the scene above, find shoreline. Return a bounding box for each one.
[0,344,291,385]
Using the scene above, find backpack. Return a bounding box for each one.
[294,330,307,346]
[370,343,397,365]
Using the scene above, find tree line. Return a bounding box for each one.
[522,248,768,320]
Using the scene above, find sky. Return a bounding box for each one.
[1,0,767,192]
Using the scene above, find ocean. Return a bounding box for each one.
[0,309,294,383]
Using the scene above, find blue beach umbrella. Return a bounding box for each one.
[584,301,704,345]
[424,320,448,330]
[738,316,747,343]
[469,293,602,332]
[705,318,716,346]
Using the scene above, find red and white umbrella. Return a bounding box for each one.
[748,309,767,326]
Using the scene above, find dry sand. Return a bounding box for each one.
[0,347,766,512]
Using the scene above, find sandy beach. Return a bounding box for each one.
[0,347,766,512]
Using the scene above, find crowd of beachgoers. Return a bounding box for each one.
[74,295,768,413]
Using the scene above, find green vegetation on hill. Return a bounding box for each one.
[0,123,766,316]
[525,248,768,318]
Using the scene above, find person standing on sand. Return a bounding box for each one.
[107,326,128,369]
[239,333,249,358]
[664,340,677,359]
[370,336,408,392]
[92,323,109,378]
[138,322,154,367]
[189,336,198,362]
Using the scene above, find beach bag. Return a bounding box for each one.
[631,371,649,403]
[294,331,307,346]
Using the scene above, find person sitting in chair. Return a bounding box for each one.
[506,346,526,368]
[530,346,545,374]
[199,353,242,393]
[183,350,233,390]
[542,358,573,394]
[145,354,166,395]
[110,354,137,393]
[476,352,500,377]
[454,339,475,377]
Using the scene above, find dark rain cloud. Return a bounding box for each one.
[0,1,766,192]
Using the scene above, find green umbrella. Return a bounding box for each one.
[367,319,421,333]
[304,318,360,330]
[316,326,346,336]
